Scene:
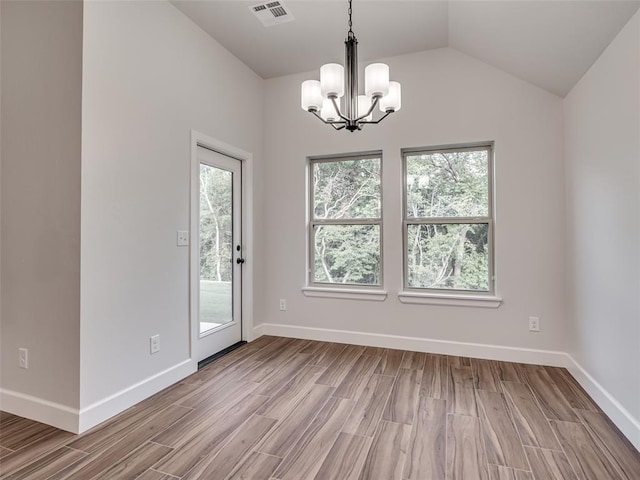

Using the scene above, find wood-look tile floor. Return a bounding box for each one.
[1,336,639,479]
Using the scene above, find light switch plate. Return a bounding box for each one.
[177,231,189,247]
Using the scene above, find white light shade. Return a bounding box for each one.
[320,63,344,98]
[379,81,401,113]
[357,95,373,121]
[365,63,389,97]
[320,98,339,121]
[301,80,323,112]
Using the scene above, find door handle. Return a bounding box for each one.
[236,258,245,264]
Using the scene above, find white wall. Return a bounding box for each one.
[564,11,640,424]
[80,0,263,411]
[261,48,567,353]
[0,1,83,410]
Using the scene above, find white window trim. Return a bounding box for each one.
[398,291,502,308]
[402,142,497,299]
[302,286,388,301]
[307,152,384,289]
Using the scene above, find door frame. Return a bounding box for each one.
[189,130,255,363]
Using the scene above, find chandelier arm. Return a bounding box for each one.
[354,95,381,122]
[329,96,350,122]
[310,109,347,127]
[358,110,394,125]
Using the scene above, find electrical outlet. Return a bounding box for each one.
[19,348,28,369]
[177,231,189,247]
[150,335,160,354]
[529,316,540,332]
[279,299,287,311]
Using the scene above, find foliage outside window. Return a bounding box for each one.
[404,144,494,293]
[309,154,382,287]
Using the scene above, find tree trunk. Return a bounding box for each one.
[452,226,470,288]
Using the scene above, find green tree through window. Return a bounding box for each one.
[404,145,493,292]
[309,155,382,286]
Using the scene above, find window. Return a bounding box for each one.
[403,144,494,293]
[309,154,382,287]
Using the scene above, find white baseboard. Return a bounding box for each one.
[0,389,80,433]
[78,358,197,433]
[254,322,640,451]
[0,358,197,434]
[254,323,570,367]
[565,357,640,450]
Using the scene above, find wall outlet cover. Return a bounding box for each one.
[177,231,189,247]
[150,334,160,354]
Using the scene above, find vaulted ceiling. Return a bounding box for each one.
[171,0,640,97]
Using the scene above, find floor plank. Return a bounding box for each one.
[98,441,173,480]
[51,404,191,480]
[523,446,578,480]
[576,409,640,479]
[136,470,177,480]
[544,367,599,411]
[374,348,404,377]
[472,359,501,392]
[446,414,490,480]
[400,351,426,371]
[383,368,421,425]
[253,353,314,396]
[314,432,372,480]
[152,394,267,477]
[256,364,327,419]
[273,397,354,480]
[0,446,13,459]
[493,361,523,383]
[334,354,381,400]
[341,374,395,437]
[488,464,534,480]
[519,366,579,422]
[420,354,448,400]
[308,343,348,368]
[315,345,365,387]
[501,381,562,450]
[225,451,281,480]
[448,366,477,416]
[181,414,276,479]
[0,430,74,477]
[256,384,334,457]
[403,396,446,480]
[359,421,411,480]
[550,419,624,480]
[1,446,86,480]
[476,390,528,470]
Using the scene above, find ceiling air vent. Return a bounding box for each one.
[250,1,294,27]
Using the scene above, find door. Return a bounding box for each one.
[195,146,243,362]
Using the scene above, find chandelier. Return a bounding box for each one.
[300,0,401,132]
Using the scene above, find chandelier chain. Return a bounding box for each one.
[348,0,354,37]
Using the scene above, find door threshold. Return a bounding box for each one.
[197,341,247,369]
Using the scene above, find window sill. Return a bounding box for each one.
[397,291,502,308]
[302,286,388,302]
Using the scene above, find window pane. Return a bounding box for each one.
[406,149,488,218]
[313,158,381,219]
[313,224,380,285]
[407,223,489,291]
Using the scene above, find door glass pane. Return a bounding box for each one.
[199,164,233,335]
